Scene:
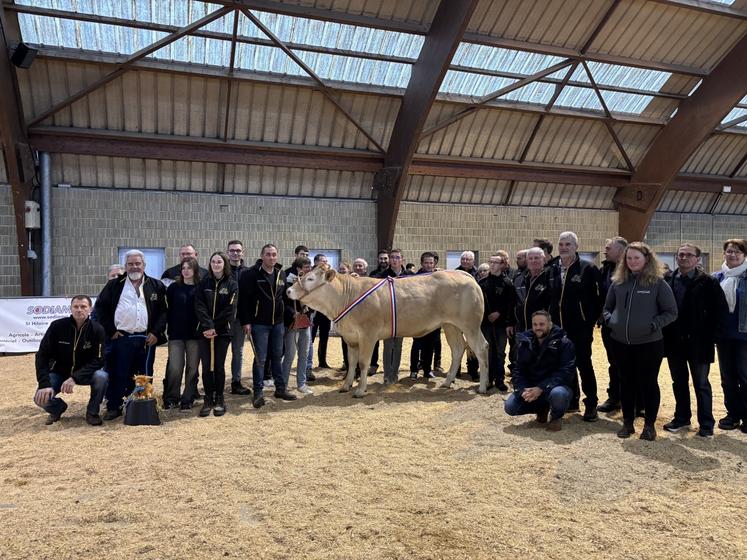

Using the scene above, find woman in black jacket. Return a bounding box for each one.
[194,252,237,417]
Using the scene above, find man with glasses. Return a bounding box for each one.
[662,243,728,437]
[161,244,207,282]
[226,240,252,395]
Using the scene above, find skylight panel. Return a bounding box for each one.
[721,107,747,127]
[439,71,516,97]
[502,81,556,105]
[452,43,565,75]
[601,91,655,115]
[573,62,671,93]
[239,10,423,59]
[555,86,604,112]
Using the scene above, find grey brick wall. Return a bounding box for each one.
[646,213,747,271]
[51,188,377,296]
[394,202,619,266]
[0,186,22,296]
[3,185,747,297]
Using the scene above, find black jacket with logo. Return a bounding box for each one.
[548,255,603,336]
[93,274,167,341]
[238,262,286,326]
[511,325,576,394]
[478,273,517,328]
[513,268,554,332]
[663,269,728,363]
[161,263,208,282]
[35,317,105,389]
[194,274,238,337]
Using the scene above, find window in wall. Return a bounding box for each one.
[118,247,166,280]
[446,250,479,270]
[308,249,340,271]
[579,251,599,264]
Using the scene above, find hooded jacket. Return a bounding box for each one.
[194,273,238,337]
[93,273,167,341]
[511,325,575,393]
[238,262,286,326]
[603,275,678,345]
[35,317,105,389]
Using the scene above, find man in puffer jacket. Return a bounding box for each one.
[505,310,575,432]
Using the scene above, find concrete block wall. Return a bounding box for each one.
[51,187,377,296]
[646,213,747,271]
[394,202,619,266]
[0,186,22,296]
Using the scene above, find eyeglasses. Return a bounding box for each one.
[677,253,697,258]
[227,249,242,253]
[725,249,744,255]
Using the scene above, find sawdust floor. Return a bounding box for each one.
[1,335,746,560]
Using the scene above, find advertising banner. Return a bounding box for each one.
[0,297,95,353]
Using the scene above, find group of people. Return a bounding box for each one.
[33,234,747,443]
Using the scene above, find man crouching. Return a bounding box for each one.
[504,310,575,431]
[33,295,108,426]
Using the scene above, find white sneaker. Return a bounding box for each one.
[297,385,314,394]
[263,379,275,388]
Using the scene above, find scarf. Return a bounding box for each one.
[720,260,747,313]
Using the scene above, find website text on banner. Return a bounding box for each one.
[0,297,96,353]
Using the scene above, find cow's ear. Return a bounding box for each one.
[325,268,337,282]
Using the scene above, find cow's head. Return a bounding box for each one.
[287,264,336,301]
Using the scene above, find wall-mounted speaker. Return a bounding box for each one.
[11,42,37,69]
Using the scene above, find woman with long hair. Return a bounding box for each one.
[194,251,237,417]
[164,257,201,411]
[603,242,677,441]
[282,257,314,394]
[714,239,747,432]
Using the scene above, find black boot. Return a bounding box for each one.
[213,394,226,416]
[616,420,635,438]
[597,398,621,413]
[199,393,214,417]
[640,423,657,441]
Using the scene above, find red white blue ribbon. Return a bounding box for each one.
[333,276,398,338]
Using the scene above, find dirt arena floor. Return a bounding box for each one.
[1,334,746,560]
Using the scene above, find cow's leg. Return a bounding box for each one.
[353,339,376,398]
[441,323,465,389]
[340,343,359,393]
[463,326,490,394]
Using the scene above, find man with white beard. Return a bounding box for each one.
[93,250,167,420]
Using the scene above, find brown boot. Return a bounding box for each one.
[546,417,562,432]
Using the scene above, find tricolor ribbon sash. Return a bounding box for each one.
[333,276,398,338]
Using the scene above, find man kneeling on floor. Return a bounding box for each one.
[504,310,575,431]
[33,295,108,426]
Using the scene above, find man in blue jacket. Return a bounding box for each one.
[505,310,575,431]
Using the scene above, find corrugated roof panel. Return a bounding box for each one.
[404,175,511,205]
[524,116,626,168]
[15,0,221,24]
[657,191,718,213]
[50,153,220,191]
[467,0,610,51]
[417,107,538,160]
[682,134,747,175]
[509,182,616,209]
[440,70,516,97]
[578,62,672,93]
[224,165,374,199]
[0,156,6,184]
[293,50,411,87]
[714,193,747,214]
[590,0,747,72]
[266,0,437,27]
[611,123,660,167]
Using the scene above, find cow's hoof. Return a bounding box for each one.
[440,381,452,389]
[339,386,350,393]
[477,386,488,395]
[353,389,366,398]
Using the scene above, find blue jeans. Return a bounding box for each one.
[106,334,156,412]
[230,318,245,384]
[505,385,572,420]
[282,326,311,388]
[43,370,109,417]
[717,339,747,422]
[251,323,286,395]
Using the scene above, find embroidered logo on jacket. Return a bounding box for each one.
[570,274,582,283]
[219,288,229,295]
[150,293,158,301]
[83,341,92,349]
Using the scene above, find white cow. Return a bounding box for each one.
[287,267,489,397]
